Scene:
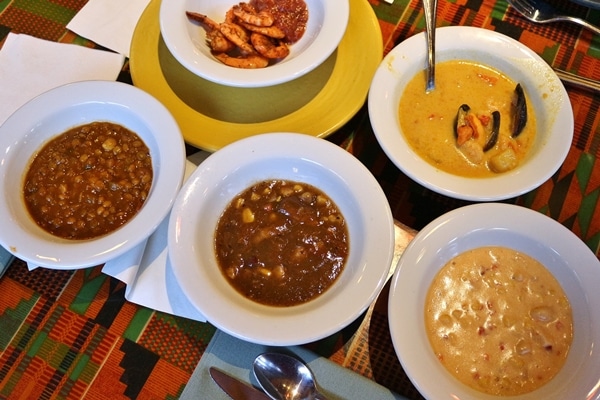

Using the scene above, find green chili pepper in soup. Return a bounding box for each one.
[23,122,153,240]
[214,179,349,307]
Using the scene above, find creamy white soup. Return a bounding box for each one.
[425,246,573,395]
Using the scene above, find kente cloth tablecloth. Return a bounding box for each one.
[1,0,600,399]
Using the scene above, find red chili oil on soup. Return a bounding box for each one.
[23,121,153,240]
[214,179,349,306]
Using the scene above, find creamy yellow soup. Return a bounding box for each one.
[425,246,573,396]
[399,60,536,177]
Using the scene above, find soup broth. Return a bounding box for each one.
[214,179,349,306]
[425,246,573,395]
[399,60,536,177]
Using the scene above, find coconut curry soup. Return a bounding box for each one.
[399,60,536,177]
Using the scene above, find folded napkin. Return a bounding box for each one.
[0,33,125,126]
[66,0,151,57]
[100,205,207,322]
[101,152,211,322]
[181,330,408,400]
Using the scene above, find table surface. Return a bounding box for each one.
[1,0,599,399]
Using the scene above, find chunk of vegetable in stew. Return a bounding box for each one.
[214,179,349,306]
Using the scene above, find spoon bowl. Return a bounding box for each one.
[253,353,328,400]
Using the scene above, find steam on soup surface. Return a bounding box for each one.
[399,60,536,177]
[425,246,573,396]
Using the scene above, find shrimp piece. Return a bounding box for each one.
[186,11,219,30]
[225,7,236,23]
[232,3,274,26]
[206,29,235,53]
[219,22,255,55]
[250,33,289,59]
[213,52,269,69]
[186,12,234,52]
[239,22,286,39]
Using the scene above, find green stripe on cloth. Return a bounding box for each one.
[70,353,91,381]
[0,293,39,350]
[10,0,79,25]
[123,307,153,341]
[69,270,106,315]
[0,0,12,13]
[372,0,412,25]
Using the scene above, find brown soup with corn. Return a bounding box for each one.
[23,121,153,240]
[214,179,349,306]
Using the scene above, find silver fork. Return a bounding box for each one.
[507,0,600,35]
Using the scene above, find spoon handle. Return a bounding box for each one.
[422,0,438,91]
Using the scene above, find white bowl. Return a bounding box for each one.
[0,81,186,269]
[160,0,349,88]
[168,132,395,345]
[388,203,600,399]
[368,26,574,201]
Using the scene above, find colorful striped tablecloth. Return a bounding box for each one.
[1,0,599,399]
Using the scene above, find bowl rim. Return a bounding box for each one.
[167,132,395,345]
[159,0,350,88]
[368,26,574,201]
[0,80,186,269]
[388,203,600,399]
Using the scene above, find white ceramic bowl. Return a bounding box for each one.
[0,81,186,269]
[160,0,349,88]
[389,203,600,400]
[368,26,574,201]
[168,132,395,345]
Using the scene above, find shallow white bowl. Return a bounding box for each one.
[368,26,574,201]
[389,203,600,399]
[168,132,395,345]
[0,81,186,269]
[160,0,349,88]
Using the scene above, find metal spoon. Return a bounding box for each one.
[422,0,438,92]
[253,353,328,400]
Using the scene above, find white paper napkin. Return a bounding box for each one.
[66,0,151,57]
[101,210,207,322]
[0,33,125,126]
[101,154,211,322]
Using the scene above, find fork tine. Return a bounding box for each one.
[508,0,535,16]
[508,0,600,34]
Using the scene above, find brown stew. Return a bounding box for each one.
[214,179,349,306]
[23,121,153,240]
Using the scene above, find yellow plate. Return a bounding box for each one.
[130,0,382,151]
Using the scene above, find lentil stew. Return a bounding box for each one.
[23,121,153,240]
